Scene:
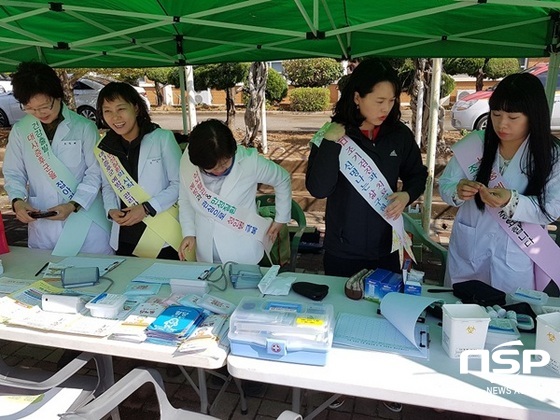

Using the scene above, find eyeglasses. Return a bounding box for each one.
[20,97,56,114]
[202,157,234,177]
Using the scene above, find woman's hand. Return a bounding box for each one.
[385,192,409,220]
[266,222,284,243]
[113,204,146,226]
[456,179,482,201]
[479,186,511,208]
[13,200,37,224]
[47,202,74,221]
[179,236,196,261]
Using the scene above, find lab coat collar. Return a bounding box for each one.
[51,104,72,143]
[218,146,246,196]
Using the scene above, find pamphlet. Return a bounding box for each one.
[133,263,214,285]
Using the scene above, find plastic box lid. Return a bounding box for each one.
[85,293,126,318]
[228,296,334,351]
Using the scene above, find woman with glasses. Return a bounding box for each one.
[3,61,112,255]
[95,82,184,260]
[178,119,292,264]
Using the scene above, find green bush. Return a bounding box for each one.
[283,58,343,87]
[266,68,288,103]
[441,73,455,98]
[290,87,330,112]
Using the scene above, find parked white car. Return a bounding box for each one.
[0,78,150,127]
[451,63,560,131]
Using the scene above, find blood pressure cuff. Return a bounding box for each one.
[452,280,506,306]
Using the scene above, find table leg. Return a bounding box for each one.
[197,367,209,413]
[303,393,341,420]
[292,387,301,413]
[98,355,121,420]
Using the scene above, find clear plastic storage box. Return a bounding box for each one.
[228,296,334,366]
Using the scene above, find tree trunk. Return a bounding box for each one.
[409,58,426,147]
[225,87,236,130]
[56,70,77,111]
[475,58,490,91]
[154,82,163,107]
[243,62,268,151]
[409,59,447,153]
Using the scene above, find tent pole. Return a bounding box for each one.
[261,95,268,154]
[545,52,560,117]
[414,66,424,148]
[422,58,442,235]
[184,65,198,132]
[178,65,188,134]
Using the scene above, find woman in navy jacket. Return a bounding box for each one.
[306,59,427,277]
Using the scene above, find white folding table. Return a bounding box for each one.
[228,273,560,420]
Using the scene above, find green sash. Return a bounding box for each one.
[20,115,109,256]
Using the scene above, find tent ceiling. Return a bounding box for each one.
[0,0,559,71]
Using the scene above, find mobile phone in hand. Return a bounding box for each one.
[28,211,58,219]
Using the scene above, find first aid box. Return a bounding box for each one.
[228,296,334,366]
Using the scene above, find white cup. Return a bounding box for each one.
[442,304,491,358]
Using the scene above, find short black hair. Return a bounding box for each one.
[188,119,237,169]
[96,82,151,127]
[332,58,401,128]
[11,62,64,105]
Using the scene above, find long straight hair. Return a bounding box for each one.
[475,72,558,220]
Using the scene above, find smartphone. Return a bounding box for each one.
[28,211,58,219]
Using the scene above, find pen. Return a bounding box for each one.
[35,262,49,277]
[104,261,122,274]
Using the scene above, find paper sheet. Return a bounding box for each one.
[334,313,429,358]
[379,292,442,350]
[133,263,214,284]
[333,293,443,359]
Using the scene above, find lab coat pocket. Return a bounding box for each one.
[452,221,476,261]
[57,140,82,168]
[505,238,532,271]
[146,156,164,178]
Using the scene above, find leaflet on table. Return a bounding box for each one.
[9,280,66,307]
[42,257,125,279]
[124,282,162,296]
[109,300,167,343]
[176,313,228,353]
[0,296,41,323]
[132,262,214,285]
[7,310,119,337]
[145,305,206,346]
[257,265,297,295]
[0,277,35,296]
[333,293,443,359]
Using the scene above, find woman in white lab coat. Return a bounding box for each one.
[4,62,112,255]
[178,119,292,264]
[96,82,182,259]
[439,73,560,293]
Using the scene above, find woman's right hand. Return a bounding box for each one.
[13,200,37,224]
[456,179,482,201]
[179,236,196,261]
[108,208,126,223]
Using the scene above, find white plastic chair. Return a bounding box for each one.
[0,351,118,419]
[59,367,302,420]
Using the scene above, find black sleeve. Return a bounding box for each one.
[305,140,342,199]
[399,134,428,204]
